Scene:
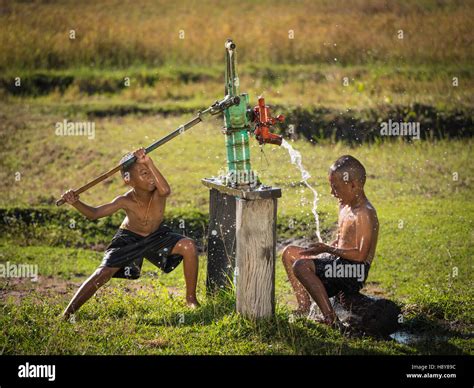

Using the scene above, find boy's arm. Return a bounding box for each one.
[61,190,125,220]
[329,232,339,247]
[302,210,375,263]
[329,206,343,247]
[145,159,171,197]
[134,148,171,197]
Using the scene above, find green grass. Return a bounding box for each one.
[0,284,409,355]
[0,233,471,354]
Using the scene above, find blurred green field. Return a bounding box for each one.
[1,0,473,69]
[3,63,473,114]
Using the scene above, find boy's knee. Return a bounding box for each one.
[292,259,312,278]
[282,245,300,262]
[179,238,197,253]
[95,266,118,280]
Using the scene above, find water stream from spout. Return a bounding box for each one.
[281,139,322,242]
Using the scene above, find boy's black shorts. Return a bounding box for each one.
[312,253,370,297]
[100,224,186,279]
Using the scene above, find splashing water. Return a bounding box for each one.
[281,139,322,242]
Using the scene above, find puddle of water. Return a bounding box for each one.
[390,330,450,345]
[281,139,322,242]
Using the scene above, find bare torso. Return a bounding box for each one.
[336,199,379,264]
[119,189,166,237]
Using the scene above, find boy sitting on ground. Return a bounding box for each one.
[282,155,379,327]
[61,147,200,320]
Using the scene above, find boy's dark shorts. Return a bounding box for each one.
[100,224,186,279]
[312,253,370,297]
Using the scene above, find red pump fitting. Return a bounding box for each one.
[253,96,284,146]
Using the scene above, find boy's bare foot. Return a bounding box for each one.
[186,298,200,309]
[311,315,349,333]
[309,312,338,325]
[61,311,76,323]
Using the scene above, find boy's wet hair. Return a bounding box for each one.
[329,155,366,185]
[119,152,135,180]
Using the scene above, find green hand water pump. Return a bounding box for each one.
[222,39,284,188]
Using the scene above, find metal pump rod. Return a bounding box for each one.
[55,95,240,206]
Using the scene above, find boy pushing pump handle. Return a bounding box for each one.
[55,95,240,206]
